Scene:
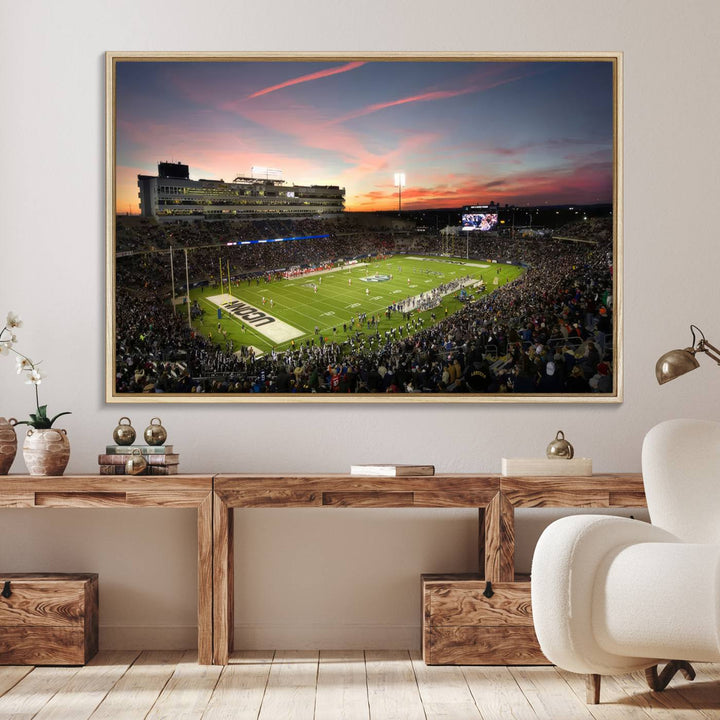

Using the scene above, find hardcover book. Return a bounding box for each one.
[98,464,125,475]
[98,453,179,466]
[105,445,174,454]
[98,464,179,475]
[147,465,179,475]
[350,464,435,477]
[501,457,592,476]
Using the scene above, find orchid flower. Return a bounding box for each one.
[5,312,22,329]
[1,312,71,429]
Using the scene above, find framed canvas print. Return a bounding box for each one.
[106,52,622,403]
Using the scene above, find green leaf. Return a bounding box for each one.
[48,411,71,427]
[36,405,48,419]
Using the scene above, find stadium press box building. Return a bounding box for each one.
[137,162,345,219]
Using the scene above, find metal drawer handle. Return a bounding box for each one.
[483,581,494,598]
[1,581,11,599]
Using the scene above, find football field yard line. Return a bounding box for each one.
[278,260,479,335]
[195,296,270,349]
[268,284,354,316]
[236,279,346,315]
[208,294,305,343]
[225,284,372,338]
[290,284,392,324]
[237,279,390,328]
[268,289,380,335]
[198,294,288,352]
[228,286,332,332]
[191,256,524,355]
[238,281,387,337]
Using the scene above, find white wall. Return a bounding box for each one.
[1,0,719,650]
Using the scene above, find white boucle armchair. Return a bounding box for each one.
[531,418,720,703]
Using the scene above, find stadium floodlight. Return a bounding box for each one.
[251,166,283,180]
[655,325,720,384]
[394,172,406,214]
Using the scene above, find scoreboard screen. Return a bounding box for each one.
[461,212,498,232]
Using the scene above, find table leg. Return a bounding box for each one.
[197,493,213,665]
[478,507,486,577]
[213,492,234,665]
[483,492,515,582]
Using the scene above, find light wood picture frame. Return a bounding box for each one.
[106,52,622,403]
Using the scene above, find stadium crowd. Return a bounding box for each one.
[116,217,397,294]
[114,217,615,395]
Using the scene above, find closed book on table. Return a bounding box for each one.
[98,464,126,475]
[147,465,179,475]
[105,445,174,454]
[501,458,592,476]
[98,453,179,466]
[350,464,435,477]
[98,464,179,475]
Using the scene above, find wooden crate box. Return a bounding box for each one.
[0,573,98,665]
[422,573,548,665]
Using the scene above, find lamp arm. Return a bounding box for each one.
[698,339,720,365]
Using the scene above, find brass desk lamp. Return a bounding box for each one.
[656,325,720,384]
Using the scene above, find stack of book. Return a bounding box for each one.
[98,445,180,475]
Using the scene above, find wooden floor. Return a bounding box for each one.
[0,650,718,719]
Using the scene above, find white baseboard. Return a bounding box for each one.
[99,624,421,650]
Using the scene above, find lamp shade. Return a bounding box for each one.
[655,348,700,385]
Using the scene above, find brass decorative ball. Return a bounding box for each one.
[546,430,574,459]
[112,417,136,446]
[125,449,147,475]
[144,417,167,446]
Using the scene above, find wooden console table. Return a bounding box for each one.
[212,473,645,665]
[1,473,647,666]
[0,475,214,665]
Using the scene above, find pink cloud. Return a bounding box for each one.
[232,104,370,163]
[346,159,612,211]
[225,98,441,190]
[330,68,536,125]
[333,88,479,124]
[247,61,365,99]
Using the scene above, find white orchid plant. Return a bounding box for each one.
[0,311,71,429]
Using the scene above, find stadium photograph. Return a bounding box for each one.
[107,53,620,401]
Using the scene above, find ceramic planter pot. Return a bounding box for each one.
[0,417,17,475]
[22,428,70,476]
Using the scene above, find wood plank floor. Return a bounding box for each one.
[0,651,717,720]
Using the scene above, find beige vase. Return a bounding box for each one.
[0,417,18,475]
[22,428,70,476]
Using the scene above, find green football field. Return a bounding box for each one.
[187,255,525,356]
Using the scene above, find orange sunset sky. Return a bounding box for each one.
[115,59,614,214]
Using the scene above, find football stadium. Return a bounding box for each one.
[114,193,614,395]
[112,58,616,397]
